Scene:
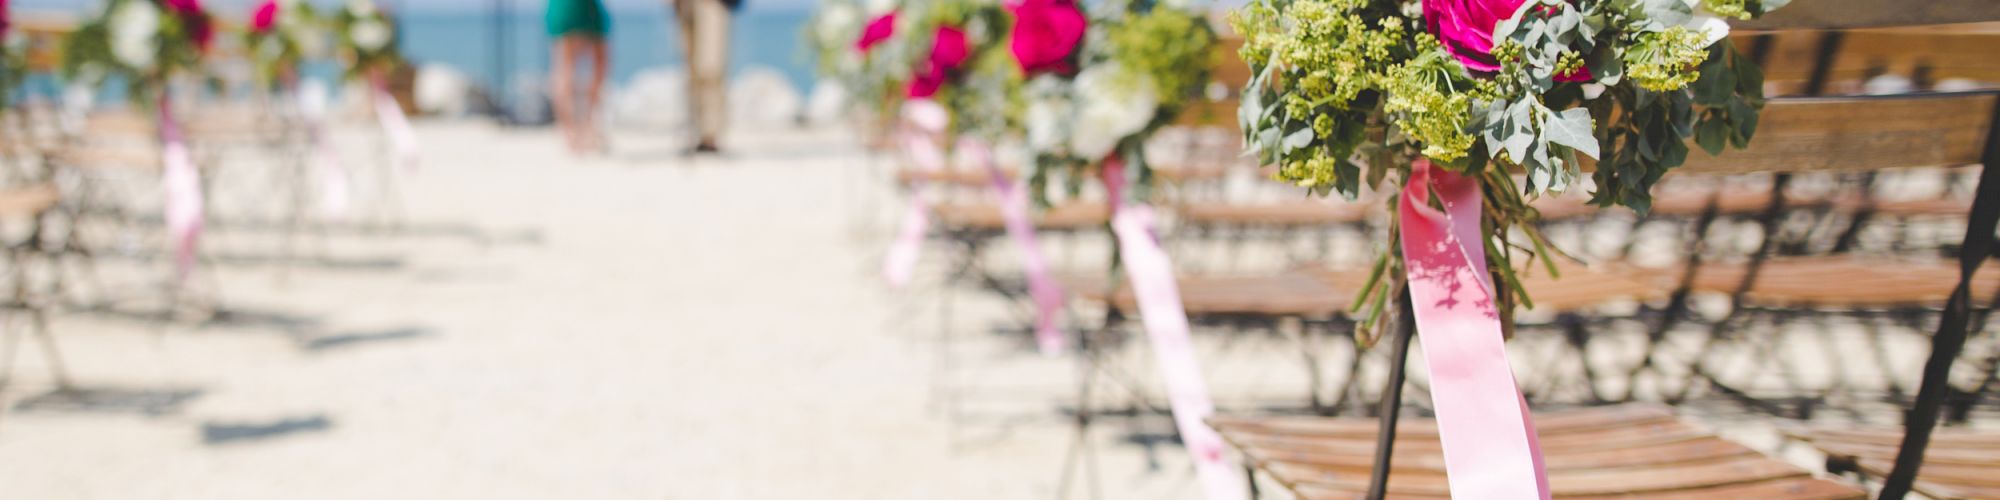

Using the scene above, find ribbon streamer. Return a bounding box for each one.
[371,78,420,173]
[1100,158,1244,500]
[1397,160,1550,499]
[963,139,1067,356]
[300,80,350,218]
[158,101,205,283]
[881,100,948,288]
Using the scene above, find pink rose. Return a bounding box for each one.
[908,25,969,98]
[1007,0,1086,77]
[856,12,896,54]
[1423,0,1523,72]
[0,0,11,39]
[251,0,279,33]
[1425,0,1594,82]
[162,0,202,14]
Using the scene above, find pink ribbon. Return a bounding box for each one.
[371,78,419,173]
[963,139,1066,356]
[882,100,949,288]
[158,101,205,282]
[300,81,350,219]
[1397,160,1550,499]
[1100,158,1245,500]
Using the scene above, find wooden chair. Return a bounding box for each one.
[1214,404,1867,499]
[1789,427,2000,499]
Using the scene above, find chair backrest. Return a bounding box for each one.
[1747,26,2000,95]
[1675,92,1998,176]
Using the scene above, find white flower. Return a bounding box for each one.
[1581,83,1606,99]
[108,0,160,70]
[347,0,378,17]
[351,18,392,52]
[1069,62,1159,161]
[1025,95,1068,154]
[865,0,897,16]
[1683,12,1731,47]
[816,4,859,46]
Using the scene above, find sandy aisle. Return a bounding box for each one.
[0,120,1220,499]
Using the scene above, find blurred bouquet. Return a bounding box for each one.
[333,0,400,81]
[806,0,913,125]
[0,0,25,111]
[1231,0,1787,336]
[1013,0,1217,203]
[897,0,1019,138]
[244,0,327,89]
[61,0,216,102]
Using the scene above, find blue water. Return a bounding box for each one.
[400,8,818,95]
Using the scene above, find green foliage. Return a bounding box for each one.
[245,1,328,90]
[333,0,402,81]
[1231,0,1786,342]
[61,0,213,107]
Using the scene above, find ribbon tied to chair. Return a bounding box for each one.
[1397,160,1550,499]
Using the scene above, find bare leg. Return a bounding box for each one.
[549,36,582,153]
[582,37,610,153]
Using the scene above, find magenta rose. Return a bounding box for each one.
[1007,0,1086,77]
[251,1,279,33]
[908,25,969,98]
[0,0,11,39]
[1425,0,1593,82]
[1423,0,1523,73]
[856,12,897,54]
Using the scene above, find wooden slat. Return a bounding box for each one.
[1853,458,2000,500]
[1677,94,1996,176]
[1688,256,2000,307]
[894,167,1011,187]
[1268,454,1812,497]
[1294,477,1864,500]
[1212,404,1675,440]
[931,202,1107,231]
[0,184,59,217]
[1733,0,2000,31]
[1177,200,1372,227]
[1083,271,1361,317]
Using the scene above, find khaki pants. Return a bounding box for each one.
[675,0,730,142]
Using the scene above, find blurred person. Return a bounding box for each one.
[672,0,739,155]
[548,0,611,154]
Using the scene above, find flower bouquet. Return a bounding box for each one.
[1232,0,1785,340]
[61,0,215,102]
[806,0,915,138]
[1012,0,1218,205]
[244,0,327,90]
[0,2,25,111]
[1230,0,1788,493]
[333,0,400,82]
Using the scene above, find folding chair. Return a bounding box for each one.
[1216,404,1866,499]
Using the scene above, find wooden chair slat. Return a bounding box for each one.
[1733,0,2000,30]
[1676,94,1997,176]
[932,202,1108,231]
[1243,435,1757,473]
[0,184,60,218]
[1211,404,1675,439]
[1268,454,1811,497]
[1176,200,1372,226]
[1292,477,1863,500]
[1854,458,2000,500]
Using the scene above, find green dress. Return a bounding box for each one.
[546,0,610,37]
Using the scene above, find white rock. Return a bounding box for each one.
[804,80,850,127]
[414,64,472,116]
[729,67,803,128]
[610,68,687,130]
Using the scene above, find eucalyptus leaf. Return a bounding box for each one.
[1544,107,1601,159]
[1694,117,1729,155]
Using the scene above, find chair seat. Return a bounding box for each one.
[1176,200,1372,227]
[1213,404,1865,499]
[1793,427,2000,499]
[1517,263,1672,313]
[1074,269,1365,318]
[0,184,60,218]
[51,146,162,171]
[1689,256,2000,308]
[894,167,1010,187]
[932,202,1108,232]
